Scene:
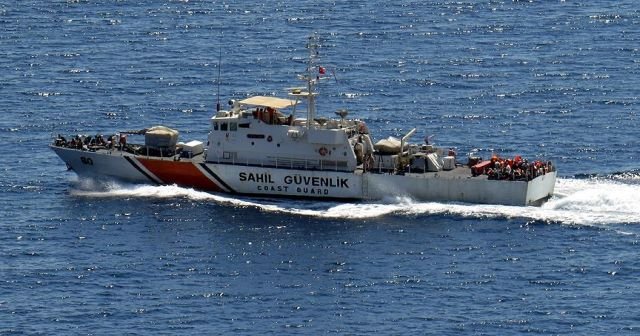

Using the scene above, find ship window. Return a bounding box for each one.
[230,122,237,131]
[221,122,228,131]
[213,122,219,131]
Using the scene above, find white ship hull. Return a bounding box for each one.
[52,146,556,206]
[50,37,557,207]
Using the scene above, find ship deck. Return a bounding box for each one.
[406,166,490,180]
[58,145,539,183]
[354,165,490,180]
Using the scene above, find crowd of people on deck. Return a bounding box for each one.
[474,155,554,181]
[252,107,293,125]
[54,134,120,150]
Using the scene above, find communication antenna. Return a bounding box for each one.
[216,48,222,112]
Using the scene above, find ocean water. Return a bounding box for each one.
[1,0,639,334]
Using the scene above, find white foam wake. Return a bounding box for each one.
[69,177,640,225]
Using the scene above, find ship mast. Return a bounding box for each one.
[288,34,323,130]
[306,35,318,129]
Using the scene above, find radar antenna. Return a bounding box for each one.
[335,109,349,127]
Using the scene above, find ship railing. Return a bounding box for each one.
[272,157,349,171]
[209,154,350,172]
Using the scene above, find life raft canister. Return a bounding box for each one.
[318,147,328,156]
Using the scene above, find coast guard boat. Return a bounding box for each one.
[51,37,556,206]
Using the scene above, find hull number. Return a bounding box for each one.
[80,157,94,165]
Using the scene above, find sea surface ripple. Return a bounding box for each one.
[1,1,639,334]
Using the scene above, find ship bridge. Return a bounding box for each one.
[205,95,361,172]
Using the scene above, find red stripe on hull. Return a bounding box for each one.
[137,159,223,192]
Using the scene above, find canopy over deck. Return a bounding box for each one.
[239,96,297,109]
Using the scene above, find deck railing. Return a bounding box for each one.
[210,153,351,172]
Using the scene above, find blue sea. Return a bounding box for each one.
[1,0,639,334]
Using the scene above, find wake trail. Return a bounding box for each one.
[69,176,640,225]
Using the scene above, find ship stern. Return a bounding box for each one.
[525,171,557,206]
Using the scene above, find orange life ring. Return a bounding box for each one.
[318,147,328,156]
